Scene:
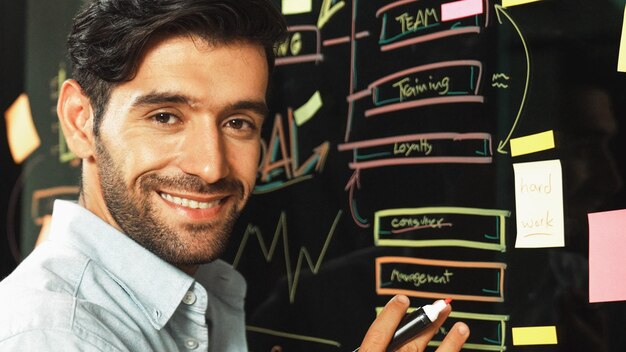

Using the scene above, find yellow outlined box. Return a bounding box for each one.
[374,207,510,252]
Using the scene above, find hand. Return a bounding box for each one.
[356,295,469,352]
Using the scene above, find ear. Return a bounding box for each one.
[57,79,96,159]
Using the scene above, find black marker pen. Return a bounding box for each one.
[354,298,451,352]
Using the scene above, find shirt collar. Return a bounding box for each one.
[48,200,195,330]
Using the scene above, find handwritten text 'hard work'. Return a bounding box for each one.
[518,174,555,232]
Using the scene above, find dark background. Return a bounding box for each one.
[2,0,626,351]
[1,0,26,278]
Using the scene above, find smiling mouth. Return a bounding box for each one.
[159,192,223,209]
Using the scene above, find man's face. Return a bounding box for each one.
[89,36,268,268]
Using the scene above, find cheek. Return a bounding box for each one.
[120,139,176,183]
[227,142,260,188]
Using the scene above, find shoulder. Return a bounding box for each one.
[0,240,91,296]
[0,290,127,351]
[0,244,128,351]
[0,328,125,351]
[0,241,89,321]
[0,283,138,351]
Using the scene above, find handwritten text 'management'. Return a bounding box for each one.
[390,268,454,287]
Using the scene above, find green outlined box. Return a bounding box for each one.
[375,308,509,351]
[374,207,511,252]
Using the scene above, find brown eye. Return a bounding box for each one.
[153,112,179,125]
[226,118,254,130]
[227,119,243,129]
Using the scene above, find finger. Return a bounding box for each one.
[358,295,410,352]
[396,303,451,352]
[434,322,470,352]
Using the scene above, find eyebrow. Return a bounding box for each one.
[130,92,194,109]
[228,101,269,119]
[130,91,269,118]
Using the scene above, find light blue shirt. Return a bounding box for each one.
[0,200,248,351]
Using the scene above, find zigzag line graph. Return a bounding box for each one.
[232,209,343,303]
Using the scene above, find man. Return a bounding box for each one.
[0,0,468,350]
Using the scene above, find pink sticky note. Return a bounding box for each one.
[589,208,626,303]
[441,0,483,22]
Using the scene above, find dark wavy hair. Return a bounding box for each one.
[67,0,287,135]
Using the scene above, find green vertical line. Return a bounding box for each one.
[380,13,388,42]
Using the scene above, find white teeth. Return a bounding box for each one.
[160,192,218,209]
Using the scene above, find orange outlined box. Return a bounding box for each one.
[376,256,506,302]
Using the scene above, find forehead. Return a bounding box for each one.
[106,35,269,111]
[139,34,267,81]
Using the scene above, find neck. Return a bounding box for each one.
[177,264,199,276]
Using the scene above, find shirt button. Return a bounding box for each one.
[185,339,199,350]
[182,291,196,305]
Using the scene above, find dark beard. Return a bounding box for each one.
[94,140,245,266]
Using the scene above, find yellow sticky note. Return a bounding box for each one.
[282,0,312,15]
[294,91,323,126]
[510,130,555,157]
[502,0,542,7]
[512,326,558,345]
[4,93,40,164]
[618,6,626,72]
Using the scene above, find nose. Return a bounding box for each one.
[177,122,230,184]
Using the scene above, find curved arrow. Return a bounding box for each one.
[318,0,345,29]
[345,169,370,228]
[495,4,531,154]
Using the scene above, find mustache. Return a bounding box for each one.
[140,174,245,197]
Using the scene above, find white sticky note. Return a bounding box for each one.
[513,160,564,248]
[282,0,312,15]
